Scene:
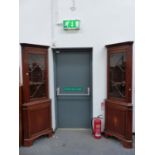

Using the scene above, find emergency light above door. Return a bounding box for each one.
[63,20,80,30]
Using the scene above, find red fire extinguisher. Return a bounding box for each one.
[93,116,102,139]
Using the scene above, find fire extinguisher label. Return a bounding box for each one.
[96,125,100,128]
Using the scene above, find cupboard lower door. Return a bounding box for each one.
[22,99,53,146]
[104,100,133,148]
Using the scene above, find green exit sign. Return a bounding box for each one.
[63,20,80,30]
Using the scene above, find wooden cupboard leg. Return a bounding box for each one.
[23,139,33,147]
[122,140,133,148]
[47,132,52,138]
[23,129,53,147]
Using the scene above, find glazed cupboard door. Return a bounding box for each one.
[21,44,52,146]
[22,45,48,102]
[107,44,132,103]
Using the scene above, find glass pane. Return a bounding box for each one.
[109,52,126,98]
[28,54,46,99]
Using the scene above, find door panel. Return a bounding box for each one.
[54,49,92,128]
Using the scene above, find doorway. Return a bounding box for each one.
[53,48,92,128]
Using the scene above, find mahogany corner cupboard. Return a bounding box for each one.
[104,42,133,148]
[21,44,52,146]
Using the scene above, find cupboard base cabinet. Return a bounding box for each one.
[19,85,23,146]
[22,99,53,146]
[104,99,133,148]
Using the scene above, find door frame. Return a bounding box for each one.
[52,47,93,129]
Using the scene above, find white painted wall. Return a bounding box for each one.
[19,0,52,45]
[19,0,135,132]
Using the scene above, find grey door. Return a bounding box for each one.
[54,48,92,128]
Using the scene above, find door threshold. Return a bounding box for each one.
[57,128,91,131]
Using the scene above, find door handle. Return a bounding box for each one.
[56,87,90,96]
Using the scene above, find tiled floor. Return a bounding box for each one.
[20,129,135,155]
